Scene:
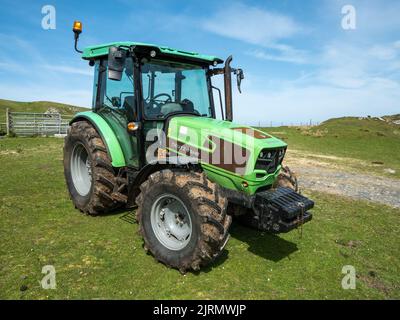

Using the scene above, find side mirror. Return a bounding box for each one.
[234,68,244,93]
[108,46,127,81]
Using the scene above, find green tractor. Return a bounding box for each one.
[64,21,314,272]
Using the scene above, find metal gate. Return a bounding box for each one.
[6,110,73,136]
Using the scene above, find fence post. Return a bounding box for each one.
[6,108,10,136]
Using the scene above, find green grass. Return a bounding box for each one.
[261,117,400,178]
[0,99,88,123]
[0,137,399,299]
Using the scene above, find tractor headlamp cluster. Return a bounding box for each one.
[255,148,286,173]
[278,148,286,163]
[259,150,274,161]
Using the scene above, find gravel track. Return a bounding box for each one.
[284,151,400,208]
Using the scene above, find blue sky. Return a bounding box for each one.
[0,0,399,125]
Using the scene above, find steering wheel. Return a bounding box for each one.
[153,93,172,105]
[145,93,173,116]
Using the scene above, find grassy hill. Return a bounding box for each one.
[261,116,400,178]
[0,99,88,123]
[383,114,400,123]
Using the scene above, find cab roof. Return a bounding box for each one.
[82,42,224,65]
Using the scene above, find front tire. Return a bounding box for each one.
[135,169,231,272]
[274,165,298,192]
[63,120,127,215]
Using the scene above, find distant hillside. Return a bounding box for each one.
[315,116,400,138]
[261,115,400,178]
[383,114,400,124]
[0,99,88,122]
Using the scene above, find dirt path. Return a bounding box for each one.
[284,150,400,208]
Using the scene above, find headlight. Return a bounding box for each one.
[278,149,286,162]
[258,150,274,160]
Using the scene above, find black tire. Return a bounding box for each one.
[63,120,127,215]
[273,165,298,192]
[135,169,231,272]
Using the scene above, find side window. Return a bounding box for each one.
[181,69,210,116]
[92,61,100,109]
[154,72,175,98]
[102,57,135,116]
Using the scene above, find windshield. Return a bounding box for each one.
[141,61,212,119]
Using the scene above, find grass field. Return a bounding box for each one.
[261,117,400,178]
[1,136,399,299]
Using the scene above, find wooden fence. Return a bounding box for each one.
[5,109,74,136]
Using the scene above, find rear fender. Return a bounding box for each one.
[70,111,126,167]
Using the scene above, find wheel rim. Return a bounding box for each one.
[150,194,192,251]
[70,143,92,196]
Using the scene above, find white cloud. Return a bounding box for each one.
[202,3,309,64]
[316,41,400,89]
[246,47,309,64]
[0,60,27,74]
[356,0,400,34]
[232,38,400,125]
[43,65,92,76]
[202,3,302,46]
[0,34,93,107]
[368,43,399,61]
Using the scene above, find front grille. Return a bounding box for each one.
[255,147,286,173]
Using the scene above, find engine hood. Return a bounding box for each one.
[166,116,287,194]
[167,116,286,152]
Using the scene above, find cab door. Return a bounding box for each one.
[95,58,139,168]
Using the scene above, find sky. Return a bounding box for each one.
[0,0,399,125]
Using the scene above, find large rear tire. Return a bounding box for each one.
[135,169,231,272]
[63,120,127,215]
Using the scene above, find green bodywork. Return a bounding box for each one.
[167,117,287,195]
[82,42,222,64]
[70,111,126,167]
[71,111,287,195]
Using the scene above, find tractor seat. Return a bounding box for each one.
[160,103,183,114]
[123,95,135,109]
[123,95,137,118]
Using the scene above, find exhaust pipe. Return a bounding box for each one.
[224,55,233,122]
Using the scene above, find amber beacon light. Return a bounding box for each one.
[73,20,83,53]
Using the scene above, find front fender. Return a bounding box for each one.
[70,111,126,167]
